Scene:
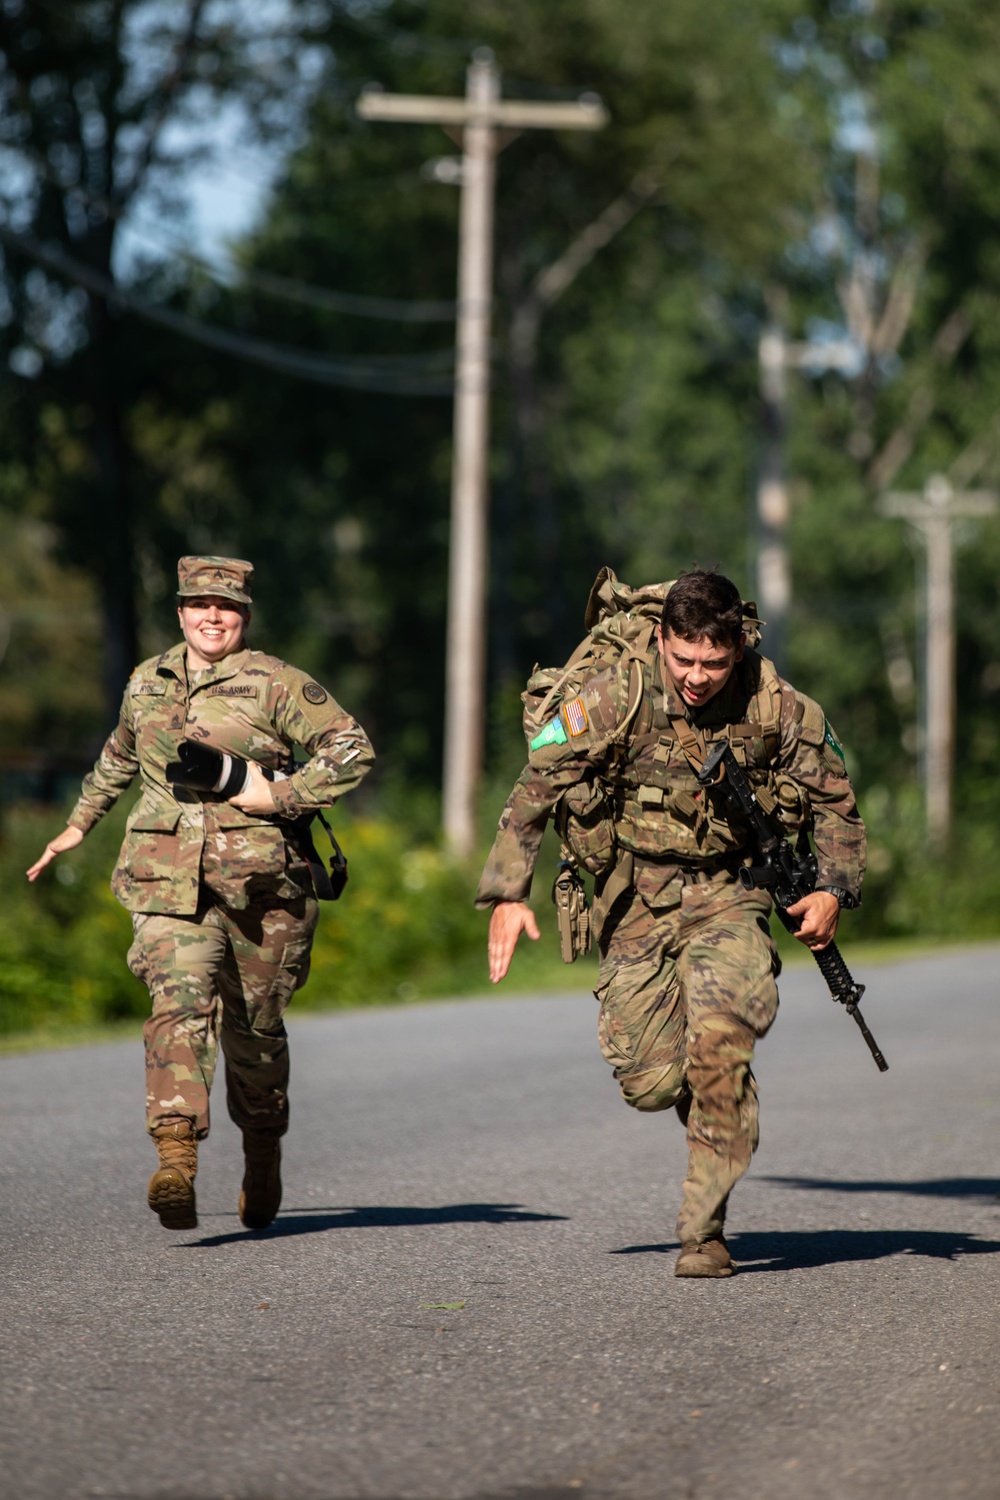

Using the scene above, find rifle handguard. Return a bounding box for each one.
[812,941,888,1071]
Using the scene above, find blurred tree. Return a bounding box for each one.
[3,0,999,841]
[0,0,325,719]
[161,0,813,786]
[757,0,1000,804]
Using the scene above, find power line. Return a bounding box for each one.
[0,226,455,396]
[222,256,457,321]
[1,145,459,322]
[147,153,426,200]
[122,217,458,322]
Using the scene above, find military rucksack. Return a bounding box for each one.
[522,565,764,760]
[522,567,768,961]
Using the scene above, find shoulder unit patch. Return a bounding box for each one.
[824,721,846,762]
[302,682,328,706]
[529,717,568,752]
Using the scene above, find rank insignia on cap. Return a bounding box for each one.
[562,698,589,736]
[302,682,328,705]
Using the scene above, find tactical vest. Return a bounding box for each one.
[608,646,792,862]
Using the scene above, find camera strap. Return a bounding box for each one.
[290,812,348,902]
[315,811,348,900]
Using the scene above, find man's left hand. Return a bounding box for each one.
[785,890,840,950]
[228,761,277,816]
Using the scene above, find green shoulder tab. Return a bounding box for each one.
[530,716,569,752]
[824,721,846,762]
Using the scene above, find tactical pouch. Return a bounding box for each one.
[775,777,810,833]
[554,781,616,876]
[552,855,592,964]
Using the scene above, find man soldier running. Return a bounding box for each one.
[477,569,865,1277]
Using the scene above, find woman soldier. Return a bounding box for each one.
[27,556,374,1232]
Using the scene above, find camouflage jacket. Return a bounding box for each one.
[476,648,866,910]
[69,642,374,914]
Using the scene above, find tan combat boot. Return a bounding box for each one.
[238,1132,282,1230]
[675,1236,735,1278]
[147,1120,198,1231]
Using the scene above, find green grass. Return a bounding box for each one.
[6,924,995,1057]
[3,788,998,1053]
[0,1018,144,1056]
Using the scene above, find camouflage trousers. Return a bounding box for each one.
[595,874,780,1245]
[128,894,318,1139]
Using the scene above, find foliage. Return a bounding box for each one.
[4,769,1000,1043]
[0,802,144,1036]
[0,0,329,715]
[0,797,592,1040]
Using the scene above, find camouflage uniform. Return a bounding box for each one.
[477,645,865,1247]
[69,558,374,1140]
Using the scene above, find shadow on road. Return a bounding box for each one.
[611,1228,1000,1271]
[183,1202,569,1248]
[761,1175,1000,1200]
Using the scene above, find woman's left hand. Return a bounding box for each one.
[228,761,277,816]
[27,823,85,881]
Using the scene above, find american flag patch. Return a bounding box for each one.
[563,698,589,736]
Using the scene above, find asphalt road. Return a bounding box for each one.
[2,946,999,1500]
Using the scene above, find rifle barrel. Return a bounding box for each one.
[813,939,889,1073]
[850,1006,889,1072]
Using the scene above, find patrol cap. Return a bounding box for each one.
[176,555,254,607]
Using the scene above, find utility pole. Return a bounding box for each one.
[756,321,858,673]
[878,474,997,848]
[358,53,607,858]
[757,321,790,672]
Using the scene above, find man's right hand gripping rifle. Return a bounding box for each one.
[697,739,888,1072]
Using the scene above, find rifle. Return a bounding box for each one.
[697,740,888,1072]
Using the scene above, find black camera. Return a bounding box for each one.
[165,738,347,901]
[165,739,274,799]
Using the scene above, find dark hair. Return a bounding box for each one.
[660,568,744,647]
